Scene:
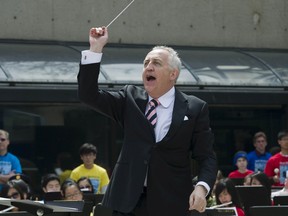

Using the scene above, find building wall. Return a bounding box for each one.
[1,0,287,48]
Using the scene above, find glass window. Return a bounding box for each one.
[178,50,282,86]
[1,43,287,87]
[0,44,106,82]
[248,51,288,84]
[0,69,7,79]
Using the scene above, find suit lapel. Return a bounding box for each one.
[136,97,148,115]
[133,87,148,114]
[160,89,187,143]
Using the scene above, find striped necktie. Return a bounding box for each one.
[146,99,159,128]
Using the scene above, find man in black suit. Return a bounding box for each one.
[78,27,217,216]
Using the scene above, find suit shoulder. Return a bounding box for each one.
[124,85,146,97]
[180,91,207,105]
[124,84,143,91]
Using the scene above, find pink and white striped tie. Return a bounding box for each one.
[146,99,159,128]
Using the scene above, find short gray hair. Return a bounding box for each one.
[0,129,9,139]
[152,46,182,73]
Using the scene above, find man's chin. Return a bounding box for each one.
[144,83,155,92]
[144,86,154,95]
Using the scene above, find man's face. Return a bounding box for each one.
[254,136,267,153]
[142,49,179,98]
[0,134,9,153]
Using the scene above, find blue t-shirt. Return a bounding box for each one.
[0,152,22,190]
[247,150,271,172]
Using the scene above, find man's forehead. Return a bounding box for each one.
[0,133,6,137]
[145,49,168,60]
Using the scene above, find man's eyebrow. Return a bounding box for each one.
[144,57,162,62]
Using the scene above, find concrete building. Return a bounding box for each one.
[1,0,287,48]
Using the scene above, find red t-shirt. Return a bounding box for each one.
[264,152,288,186]
[228,170,254,178]
[236,207,245,216]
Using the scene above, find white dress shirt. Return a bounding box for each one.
[146,87,175,143]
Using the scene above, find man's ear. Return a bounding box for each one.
[170,69,179,81]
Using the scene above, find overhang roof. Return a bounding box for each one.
[0,41,287,89]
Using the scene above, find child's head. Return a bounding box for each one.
[2,179,31,200]
[41,173,61,193]
[277,130,288,141]
[243,174,252,185]
[77,176,94,193]
[215,178,242,208]
[250,172,271,196]
[251,172,269,187]
[278,130,288,151]
[61,179,83,201]
[79,143,97,167]
[233,151,248,169]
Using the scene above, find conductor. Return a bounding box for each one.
[77,27,217,216]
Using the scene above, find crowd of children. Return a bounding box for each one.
[206,129,288,216]
[1,128,288,215]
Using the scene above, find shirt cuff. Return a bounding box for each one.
[196,181,210,196]
[81,50,103,65]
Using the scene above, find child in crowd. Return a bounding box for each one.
[77,176,94,193]
[61,178,83,201]
[250,172,272,198]
[207,170,224,207]
[0,178,31,211]
[41,173,61,193]
[41,173,62,201]
[70,143,109,194]
[243,174,252,185]
[215,178,245,216]
[264,130,288,186]
[228,151,254,179]
[247,131,271,172]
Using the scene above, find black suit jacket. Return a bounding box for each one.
[78,63,217,216]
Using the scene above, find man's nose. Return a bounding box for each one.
[146,62,153,71]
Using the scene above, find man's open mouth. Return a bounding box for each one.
[146,75,156,81]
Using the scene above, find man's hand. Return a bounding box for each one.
[89,27,108,53]
[189,185,207,213]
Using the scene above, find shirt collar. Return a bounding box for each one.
[148,87,175,108]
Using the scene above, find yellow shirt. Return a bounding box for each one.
[70,164,109,194]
